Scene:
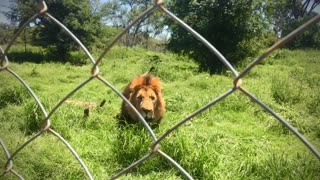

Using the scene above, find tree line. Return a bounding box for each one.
[2,0,319,72]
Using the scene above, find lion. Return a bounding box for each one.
[120,71,165,125]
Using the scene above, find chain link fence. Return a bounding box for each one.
[1,0,320,179]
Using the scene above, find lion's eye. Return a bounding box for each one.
[150,96,156,101]
[137,96,143,101]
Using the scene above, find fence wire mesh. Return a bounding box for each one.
[1,0,320,179]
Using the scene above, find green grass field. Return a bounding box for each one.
[0,46,319,179]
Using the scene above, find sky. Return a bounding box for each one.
[0,0,10,23]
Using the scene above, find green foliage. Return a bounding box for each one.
[249,49,320,135]
[8,49,45,63]
[8,0,103,60]
[94,25,121,50]
[0,23,14,44]
[7,45,92,65]
[112,126,154,171]
[99,0,166,48]
[282,16,320,49]
[167,0,268,73]
[0,47,319,179]
[240,153,320,179]
[21,101,45,135]
[307,93,320,117]
[271,75,303,105]
[266,0,320,48]
[0,86,28,108]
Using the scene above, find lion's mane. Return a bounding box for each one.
[120,74,165,124]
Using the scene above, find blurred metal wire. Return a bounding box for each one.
[0,0,319,179]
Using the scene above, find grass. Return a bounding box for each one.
[0,46,319,179]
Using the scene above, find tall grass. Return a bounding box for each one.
[0,47,319,179]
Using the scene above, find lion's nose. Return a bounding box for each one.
[141,108,151,114]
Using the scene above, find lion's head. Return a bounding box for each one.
[120,74,165,124]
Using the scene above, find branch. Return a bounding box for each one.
[291,0,300,18]
[309,1,320,14]
[302,0,310,16]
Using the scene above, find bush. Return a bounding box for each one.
[283,16,320,49]
[167,0,268,73]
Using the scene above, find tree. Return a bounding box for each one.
[0,23,14,44]
[167,0,268,72]
[291,0,319,18]
[100,0,166,48]
[267,0,320,48]
[7,0,103,60]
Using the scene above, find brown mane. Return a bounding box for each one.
[120,74,165,124]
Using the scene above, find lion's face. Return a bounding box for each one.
[121,74,165,124]
[133,88,158,121]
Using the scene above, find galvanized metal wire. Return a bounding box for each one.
[1,0,319,179]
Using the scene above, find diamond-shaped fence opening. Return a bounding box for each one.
[0,0,319,179]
